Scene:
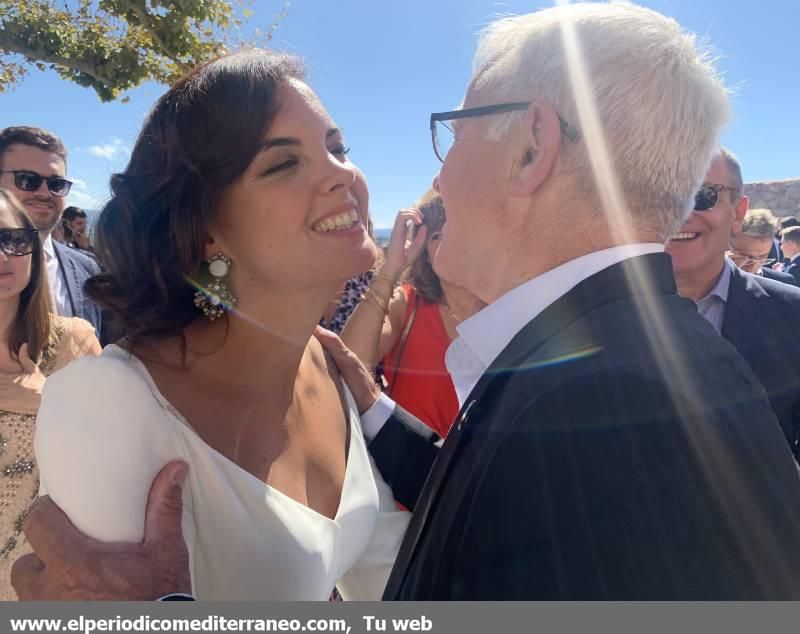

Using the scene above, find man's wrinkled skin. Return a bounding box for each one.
[314,325,382,415]
[12,462,192,601]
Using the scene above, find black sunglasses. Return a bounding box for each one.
[430,102,582,163]
[694,183,740,211]
[0,170,72,197]
[0,228,39,257]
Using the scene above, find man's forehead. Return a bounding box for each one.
[1,144,66,175]
[735,235,772,256]
[705,155,733,185]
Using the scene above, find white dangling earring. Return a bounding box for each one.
[194,253,236,321]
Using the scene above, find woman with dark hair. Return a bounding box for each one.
[34,51,408,600]
[0,189,100,599]
[341,191,483,437]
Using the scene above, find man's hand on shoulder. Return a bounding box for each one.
[12,462,192,601]
[314,326,382,415]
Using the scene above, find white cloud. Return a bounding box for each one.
[87,137,130,161]
[70,177,88,190]
[65,188,105,212]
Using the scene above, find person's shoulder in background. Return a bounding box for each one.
[42,315,102,376]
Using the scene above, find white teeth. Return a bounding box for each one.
[313,210,359,233]
[670,232,698,241]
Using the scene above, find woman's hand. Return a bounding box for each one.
[381,208,428,281]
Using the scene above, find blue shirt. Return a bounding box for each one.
[695,258,733,334]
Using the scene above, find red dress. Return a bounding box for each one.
[381,285,459,437]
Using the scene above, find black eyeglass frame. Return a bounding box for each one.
[0,228,40,257]
[429,102,582,163]
[0,170,73,197]
[693,183,740,212]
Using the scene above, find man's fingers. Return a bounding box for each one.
[10,553,45,600]
[314,326,365,373]
[313,326,353,364]
[23,496,83,565]
[143,461,188,546]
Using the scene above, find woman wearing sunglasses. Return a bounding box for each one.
[32,51,409,600]
[0,189,100,599]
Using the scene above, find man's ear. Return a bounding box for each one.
[509,99,562,197]
[732,194,749,234]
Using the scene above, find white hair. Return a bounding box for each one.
[471,1,731,238]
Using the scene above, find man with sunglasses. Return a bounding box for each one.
[667,149,800,460]
[0,126,103,340]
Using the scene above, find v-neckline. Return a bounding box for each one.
[105,344,356,523]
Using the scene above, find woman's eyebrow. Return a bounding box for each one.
[261,128,340,151]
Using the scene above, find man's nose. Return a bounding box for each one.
[33,179,52,197]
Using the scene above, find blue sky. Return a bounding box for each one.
[1,0,798,227]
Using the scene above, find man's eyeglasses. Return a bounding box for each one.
[694,183,740,212]
[0,170,72,197]
[430,102,582,163]
[727,251,776,270]
[0,228,39,256]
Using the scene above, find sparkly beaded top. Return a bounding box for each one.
[0,316,100,600]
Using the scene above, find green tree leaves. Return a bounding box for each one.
[0,0,290,102]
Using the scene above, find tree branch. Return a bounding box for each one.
[0,28,115,86]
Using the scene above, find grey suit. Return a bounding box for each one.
[51,240,104,341]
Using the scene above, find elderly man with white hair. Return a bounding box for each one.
[13,2,800,600]
[358,1,800,599]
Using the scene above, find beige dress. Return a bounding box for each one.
[0,316,101,600]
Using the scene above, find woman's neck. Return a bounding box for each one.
[0,296,21,368]
[182,284,338,399]
[0,296,20,342]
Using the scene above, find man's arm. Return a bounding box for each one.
[12,462,191,600]
[367,403,440,510]
[315,326,441,509]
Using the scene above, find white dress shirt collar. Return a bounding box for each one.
[446,243,665,407]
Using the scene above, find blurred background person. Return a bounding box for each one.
[62,206,94,254]
[729,208,796,284]
[780,216,800,235]
[0,127,104,340]
[668,149,800,458]
[319,168,383,335]
[342,191,483,437]
[0,189,100,600]
[781,226,800,285]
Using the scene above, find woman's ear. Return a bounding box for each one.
[203,231,222,261]
[509,99,563,198]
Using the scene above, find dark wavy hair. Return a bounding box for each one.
[0,188,50,363]
[404,190,446,303]
[86,50,305,343]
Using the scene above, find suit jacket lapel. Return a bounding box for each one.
[721,266,766,342]
[383,253,678,598]
[52,242,79,317]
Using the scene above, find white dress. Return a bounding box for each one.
[35,345,410,600]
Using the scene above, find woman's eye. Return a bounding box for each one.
[330,145,351,157]
[262,158,298,176]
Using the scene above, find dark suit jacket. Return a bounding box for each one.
[52,240,104,341]
[371,254,800,599]
[761,266,797,286]
[785,257,800,285]
[722,266,800,457]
